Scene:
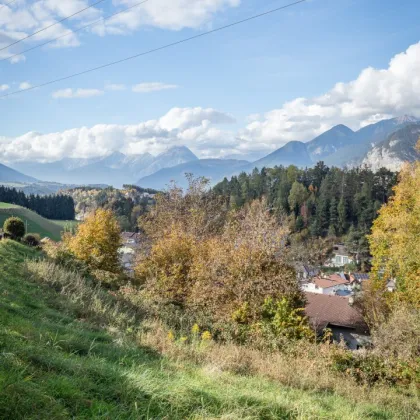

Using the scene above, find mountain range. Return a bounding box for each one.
[1,115,420,190]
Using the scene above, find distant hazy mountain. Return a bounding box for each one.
[11,146,198,187]
[138,159,249,190]
[137,146,199,179]
[306,125,355,162]
[362,123,420,171]
[4,115,420,188]
[323,116,419,167]
[0,162,37,183]
[252,141,312,169]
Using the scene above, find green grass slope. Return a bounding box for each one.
[0,203,62,241]
[0,240,417,419]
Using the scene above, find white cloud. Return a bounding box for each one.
[105,83,126,91]
[0,107,237,163]
[132,82,179,93]
[0,84,9,91]
[3,42,420,163]
[19,81,32,90]
[93,0,240,35]
[52,88,104,99]
[239,42,420,153]
[0,0,240,62]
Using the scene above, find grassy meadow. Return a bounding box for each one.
[0,203,63,240]
[0,240,419,419]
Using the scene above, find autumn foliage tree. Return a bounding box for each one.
[64,208,122,273]
[366,140,420,322]
[136,177,306,343]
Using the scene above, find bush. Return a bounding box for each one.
[372,307,420,362]
[136,179,307,345]
[91,269,128,289]
[63,208,122,273]
[22,233,40,247]
[331,351,420,387]
[3,217,25,240]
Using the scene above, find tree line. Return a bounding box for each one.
[0,186,75,220]
[213,162,398,240]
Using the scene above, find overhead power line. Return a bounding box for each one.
[0,0,107,53]
[1,0,307,99]
[1,0,149,63]
[0,0,17,11]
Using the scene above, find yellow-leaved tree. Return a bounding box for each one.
[64,208,122,273]
[367,139,420,321]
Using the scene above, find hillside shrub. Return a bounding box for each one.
[3,217,25,240]
[63,208,122,273]
[136,178,307,345]
[22,233,41,247]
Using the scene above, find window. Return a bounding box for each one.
[335,255,342,264]
[343,256,349,264]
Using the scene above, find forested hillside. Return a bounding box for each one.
[0,185,75,220]
[213,163,397,239]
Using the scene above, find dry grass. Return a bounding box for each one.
[139,321,420,416]
[19,256,420,418]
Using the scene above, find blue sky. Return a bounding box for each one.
[1,0,420,162]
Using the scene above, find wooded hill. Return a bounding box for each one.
[213,163,397,240]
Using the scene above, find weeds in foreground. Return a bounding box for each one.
[1,243,418,419]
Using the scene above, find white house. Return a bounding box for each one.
[301,274,351,296]
[327,244,354,267]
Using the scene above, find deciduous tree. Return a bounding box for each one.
[64,209,122,273]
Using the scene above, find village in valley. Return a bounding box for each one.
[1,0,419,417]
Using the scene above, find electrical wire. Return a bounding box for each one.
[1,0,150,63]
[0,0,17,11]
[0,0,107,53]
[1,0,307,99]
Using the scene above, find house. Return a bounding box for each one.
[327,244,354,267]
[305,292,370,349]
[119,232,142,274]
[301,273,351,296]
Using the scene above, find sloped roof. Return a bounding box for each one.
[312,274,349,289]
[305,292,369,335]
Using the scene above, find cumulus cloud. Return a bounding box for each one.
[0,0,99,62]
[19,81,31,89]
[132,82,179,93]
[93,0,240,35]
[0,107,237,163]
[239,42,420,153]
[0,0,240,62]
[3,42,420,163]
[52,88,104,99]
[0,84,9,91]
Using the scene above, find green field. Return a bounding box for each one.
[0,202,63,241]
[0,240,417,419]
[51,219,80,231]
[0,202,20,208]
